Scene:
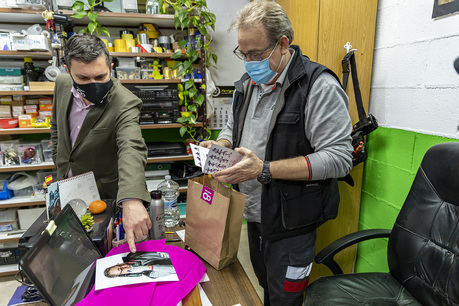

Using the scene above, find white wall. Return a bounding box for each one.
[207,0,248,86]
[370,0,459,138]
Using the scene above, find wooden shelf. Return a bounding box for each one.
[147,154,193,163]
[0,195,45,209]
[0,162,55,173]
[0,8,45,24]
[140,123,203,129]
[0,91,53,96]
[179,186,187,193]
[120,79,181,84]
[0,50,52,59]
[0,264,18,277]
[0,128,51,135]
[58,10,175,27]
[0,231,22,244]
[111,52,178,58]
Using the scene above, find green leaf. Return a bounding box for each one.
[177,116,189,123]
[189,104,197,112]
[178,39,187,49]
[189,87,197,98]
[190,115,197,124]
[195,94,204,106]
[177,68,186,77]
[71,1,85,10]
[71,11,88,19]
[103,0,113,2]
[183,60,192,71]
[179,126,187,137]
[185,80,194,90]
[88,11,98,22]
[172,62,182,70]
[100,26,110,37]
[182,19,190,29]
[88,0,95,7]
[79,27,89,34]
[88,21,97,34]
[171,51,183,59]
[199,26,207,36]
[211,53,218,64]
[174,17,180,30]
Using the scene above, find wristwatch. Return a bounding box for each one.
[257,161,272,184]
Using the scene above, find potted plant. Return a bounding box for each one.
[71,0,112,36]
[159,0,217,142]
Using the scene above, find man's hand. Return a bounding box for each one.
[122,199,151,253]
[200,139,232,149]
[212,147,263,184]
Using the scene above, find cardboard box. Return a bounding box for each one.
[17,207,46,230]
[0,105,12,118]
[25,98,39,105]
[39,111,52,117]
[39,104,52,111]
[18,114,33,128]
[24,105,38,112]
[38,98,52,105]
[11,101,24,106]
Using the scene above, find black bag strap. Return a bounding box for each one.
[342,51,367,122]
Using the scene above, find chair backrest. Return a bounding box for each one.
[388,142,459,306]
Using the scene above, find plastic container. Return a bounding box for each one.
[116,67,141,80]
[157,175,180,228]
[0,118,18,129]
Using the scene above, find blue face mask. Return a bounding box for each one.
[243,41,283,84]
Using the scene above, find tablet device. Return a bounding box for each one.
[20,205,102,306]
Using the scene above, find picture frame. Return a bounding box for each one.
[432,0,459,18]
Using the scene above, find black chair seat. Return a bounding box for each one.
[306,273,422,306]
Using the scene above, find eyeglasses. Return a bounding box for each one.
[233,41,277,61]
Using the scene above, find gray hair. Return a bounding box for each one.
[231,1,294,44]
[64,34,111,69]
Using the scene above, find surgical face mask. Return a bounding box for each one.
[72,77,113,105]
[243,41,284,84]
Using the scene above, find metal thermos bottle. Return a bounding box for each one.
[149,190,165,240]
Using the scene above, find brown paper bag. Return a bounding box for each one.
[185,176,245,270]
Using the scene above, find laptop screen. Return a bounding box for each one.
[20,205,101,306]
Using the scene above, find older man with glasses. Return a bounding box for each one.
[201,1,353,305]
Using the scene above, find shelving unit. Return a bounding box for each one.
[0,264,18,277]
[0,50,52,59]
[0,231,23,244]
[0,195,45,208]
[0,123,204,135]
[0,91,53,96]
[120,79,181,84]
[0,162,55,173]
[0,9,207,235]
[147,155,193,163]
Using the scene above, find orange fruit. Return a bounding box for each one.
[89,200,107,215]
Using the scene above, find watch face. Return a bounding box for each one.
[257,161,271,184]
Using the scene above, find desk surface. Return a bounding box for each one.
[167,231,262,306]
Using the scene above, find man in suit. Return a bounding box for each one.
[50,34,151,253]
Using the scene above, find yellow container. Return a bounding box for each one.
[121,34,134,40]
[114,39,127,52]
[125,38,136,51]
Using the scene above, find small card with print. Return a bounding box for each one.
[202,144,243,174]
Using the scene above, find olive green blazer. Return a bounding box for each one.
[50,74,150,204]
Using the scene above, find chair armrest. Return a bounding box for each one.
[315,229,391,275]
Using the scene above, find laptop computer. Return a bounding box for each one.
[19,205,102,306]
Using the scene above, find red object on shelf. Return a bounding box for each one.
[0,118,19,129]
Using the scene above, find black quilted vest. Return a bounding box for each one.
[232,45,341,241]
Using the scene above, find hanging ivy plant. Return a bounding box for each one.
[71,0,112,36]
[159,0,217,141]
